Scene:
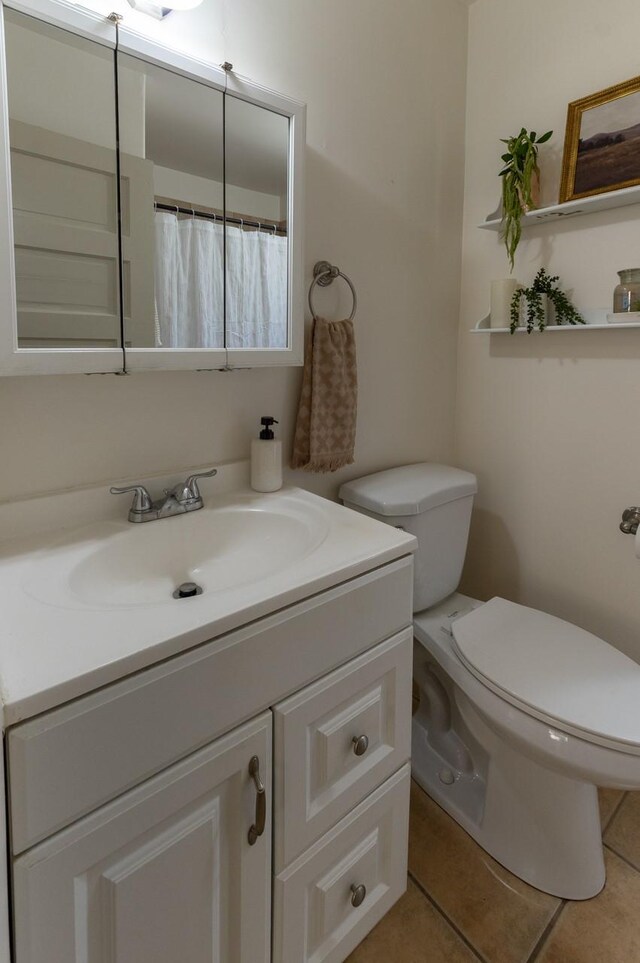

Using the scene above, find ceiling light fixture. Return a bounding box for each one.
[126,0,203,19]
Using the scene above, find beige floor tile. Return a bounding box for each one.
[408,781,559,963]
[604,790,640,868]
[598,787,624,830]
[346,878,478,963]
[536,849,640,963]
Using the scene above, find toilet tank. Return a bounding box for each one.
[339,464,477,612]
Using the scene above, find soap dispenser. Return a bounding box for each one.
[251,417,282,492]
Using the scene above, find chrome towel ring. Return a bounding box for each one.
[308,260,357,322]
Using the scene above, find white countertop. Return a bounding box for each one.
[0,464,415,726]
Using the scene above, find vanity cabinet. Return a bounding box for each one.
[12,714,272,962]
[5,556,414,962]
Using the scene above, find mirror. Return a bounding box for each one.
[117,53,225,350]
[0,0,304,373]
[224,96,289,350]
[118,55,291,354]
[4,9,120,348]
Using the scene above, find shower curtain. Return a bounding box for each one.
[154,211,287,349]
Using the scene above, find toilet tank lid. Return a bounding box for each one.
[339,463,477,516]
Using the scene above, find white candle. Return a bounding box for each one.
[490,279,519,328]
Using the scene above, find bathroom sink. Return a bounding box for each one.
[0,477,416,721]
[25,495,330,608]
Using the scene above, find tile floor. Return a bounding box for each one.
[347,781,640,963]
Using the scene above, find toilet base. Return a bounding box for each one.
[412,658,606,900]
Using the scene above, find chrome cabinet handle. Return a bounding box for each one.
[352,734,369,757]
[248,755,266,845]
[109,484,152,513]
[350,883,367,907]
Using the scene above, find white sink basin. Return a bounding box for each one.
[25,494,330,608]
[0,475,416,721]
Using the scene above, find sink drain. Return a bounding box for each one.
[172,581,203,599]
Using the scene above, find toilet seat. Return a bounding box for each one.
[451,597,640,753]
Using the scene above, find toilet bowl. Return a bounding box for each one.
[340,464,640,899]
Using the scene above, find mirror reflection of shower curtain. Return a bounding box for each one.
[225,225,287,349]
[154,212,223,348]
[154,211,287,349]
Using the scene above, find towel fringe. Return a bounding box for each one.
[295,453,354,473]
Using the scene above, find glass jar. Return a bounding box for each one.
[613,268,640,313]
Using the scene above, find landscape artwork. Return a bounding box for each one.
[559,75,640,203]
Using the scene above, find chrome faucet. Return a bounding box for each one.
[110,468,217,523]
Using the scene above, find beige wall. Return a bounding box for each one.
[0,0,468,505]
[456,0,640,658]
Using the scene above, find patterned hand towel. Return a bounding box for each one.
[291,317,357,472]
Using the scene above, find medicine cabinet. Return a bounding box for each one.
[0,0,305,375]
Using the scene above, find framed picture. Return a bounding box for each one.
[559,74,640,203]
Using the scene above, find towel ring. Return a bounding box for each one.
[308,260,357,322]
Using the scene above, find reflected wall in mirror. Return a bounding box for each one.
[4,10,120,348]
[224,96,289,350]
[118,53,225,350]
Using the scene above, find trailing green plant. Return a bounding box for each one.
[499,128,552,271]
[510,268,585,334]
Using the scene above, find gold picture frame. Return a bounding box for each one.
[559,74,640,203]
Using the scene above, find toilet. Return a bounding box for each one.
[340,463,640,900]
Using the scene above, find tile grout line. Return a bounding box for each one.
[525,800,636,963]
[407,870,490,963]
[602,791,640,875]
[526,795,631,963]
[524,899,567,963]
[602,790,628,833]
[603,840,640,875]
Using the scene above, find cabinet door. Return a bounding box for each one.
[12,712,272,963]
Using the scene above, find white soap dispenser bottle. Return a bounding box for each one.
[251,416,282,492]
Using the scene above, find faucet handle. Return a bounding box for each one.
[620,506,640,535]
[184,467,218,501]
[110,484,153,514]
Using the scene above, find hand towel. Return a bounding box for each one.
[291,317,357,472]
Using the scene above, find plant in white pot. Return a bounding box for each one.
[499,128,552,271]
[510,268,585,334]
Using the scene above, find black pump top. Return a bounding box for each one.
[259,416,279,440]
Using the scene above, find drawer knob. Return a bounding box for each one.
[350,883,367,908]
[352,734,369,757]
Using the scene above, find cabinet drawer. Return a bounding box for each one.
[8,556,412,854]
[273,630,412,871]
[273,765,410,963]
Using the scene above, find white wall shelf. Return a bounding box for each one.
[473,309,640,333]
[478,184,640,232]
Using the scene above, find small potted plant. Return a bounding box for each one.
[499,128,552,271]
[510,268,585,334]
